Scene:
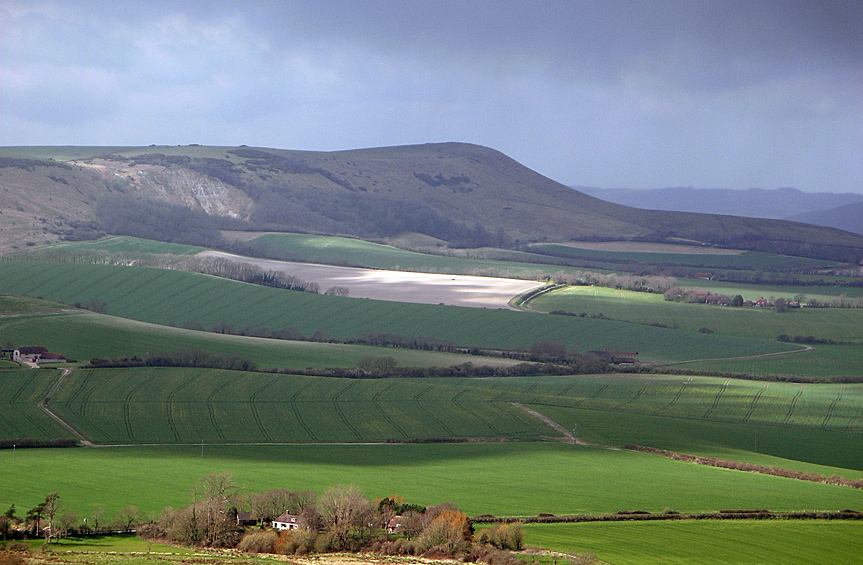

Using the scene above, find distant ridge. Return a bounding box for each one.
[786,201,863,235]
[1,143,863,262]
[575,186,863,220]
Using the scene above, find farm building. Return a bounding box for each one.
[272,513,300,530]
[236,512,255,526]
[387,515,405,534]
[13,346,66,363]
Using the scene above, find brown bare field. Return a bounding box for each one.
[198,250,544,309]
[562,241,746,255]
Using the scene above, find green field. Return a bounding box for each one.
[523,521,863,565]
[526,286,863,343]
[36,236,204,256]
[528,242,842,272]
[0,261,793,363]
[0,309,519,370]
[237,232,578,278]
[4,443,863,522]
[3,368,862,471]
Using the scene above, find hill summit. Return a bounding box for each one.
[1,142,862,262]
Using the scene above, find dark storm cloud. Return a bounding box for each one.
[1,0,860,192]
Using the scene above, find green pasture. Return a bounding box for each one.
[239,232,571,278]
[528,243,839,271]
[523,521,863,565]
[0,261,793,362]
[526,286,863,344]
[3,369,862,470]
[4,442,863,523]
[679,343,863,379]
[0,310,519,370]
[38,236,203,256]
[13,534,193,554]
[676,279,863,300]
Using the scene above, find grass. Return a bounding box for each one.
[4,443,863,522]
[11,534,193,554]
[0,261,793,363]
[528,242,842,272]
[38,236,203,256]
[0,309,520,370]
[522,521,863,565]
[236,232,575,278]
[3,368,863,470]
[526,286,863,343]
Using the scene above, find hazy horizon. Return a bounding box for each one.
[1,1,861,193]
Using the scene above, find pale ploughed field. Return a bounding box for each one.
[199,250,544,309]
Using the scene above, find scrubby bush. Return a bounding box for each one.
[237,531,277,553]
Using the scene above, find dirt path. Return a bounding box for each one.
[40,369,94,446]
[511,402,578,444]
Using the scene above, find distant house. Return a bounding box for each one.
[610,351,639,364]
[387,515,405,534]
[236,512,256,526]
[13,346,48,363]
[39,352,68,363]
[272,513,300,531]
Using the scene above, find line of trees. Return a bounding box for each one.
[135,474,533,563]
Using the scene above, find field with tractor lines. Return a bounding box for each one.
[0,261,795,363]
[522,520,863,565]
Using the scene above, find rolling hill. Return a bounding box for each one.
[2,143,863,262]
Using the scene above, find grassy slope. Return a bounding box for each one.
[0,309,519,370]
[523,521,863,565]
[4,368,862,470]
[526,286,863,342]
[4,443,863,521]
[0,261,793,362]
[3,144,863,262]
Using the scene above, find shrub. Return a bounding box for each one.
[237,531,277,553]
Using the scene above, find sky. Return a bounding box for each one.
[1,0,861,193]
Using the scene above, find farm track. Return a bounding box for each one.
[288,383,318,441]
[249,377,279,442]
[332,381,362,441]
[702,380,730,419]
[742,384,768,423]
[165,373,206,442]
[784,386,805,424]
[38,369,93,446]
[452,390,500,435]
[8,370,37,404]
[822,386,845,427]
[510,402,576,444]
[664,377,691,411]
[623,377,653,407]
[371,383,408,439]
[206,375,241,442]
[412,386,455,436]
[123,374,156,442]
